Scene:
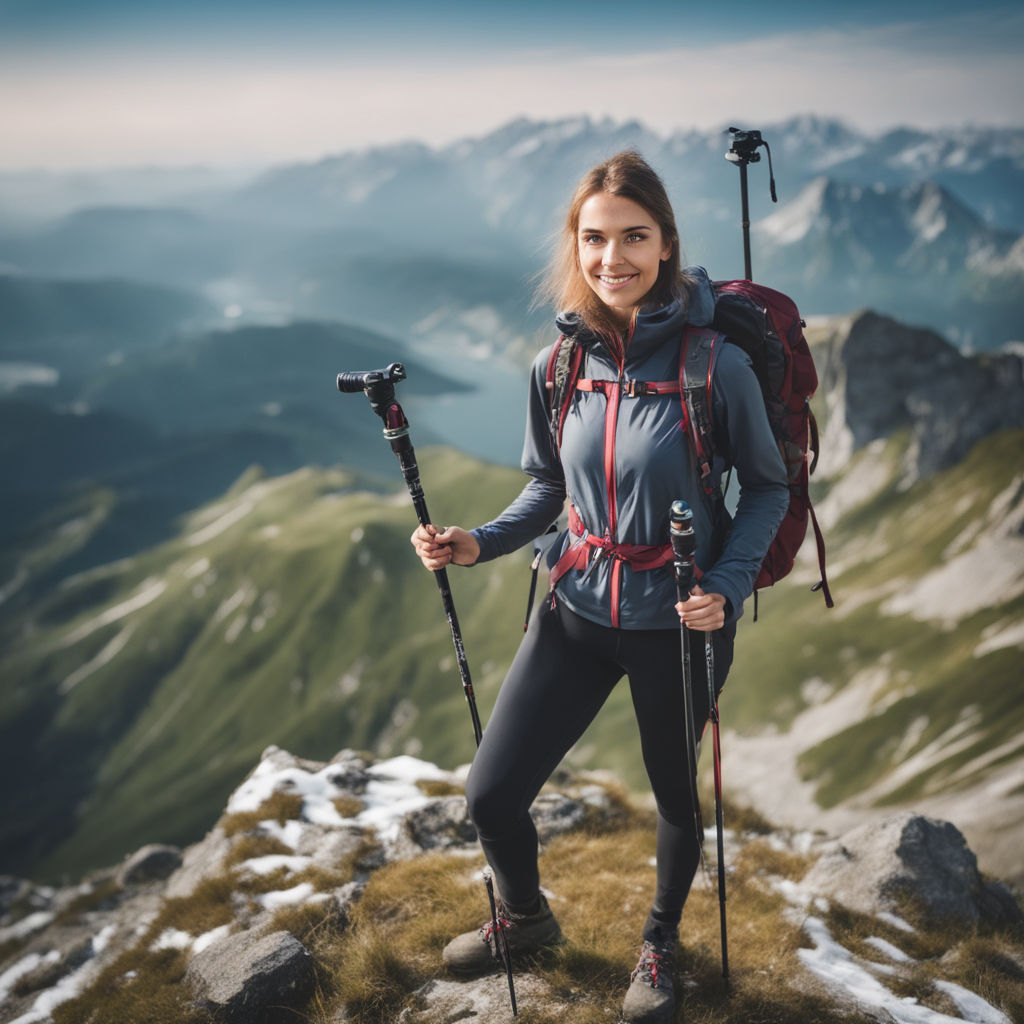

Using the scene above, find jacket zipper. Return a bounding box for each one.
[597,327,631,628]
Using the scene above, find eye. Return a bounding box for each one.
[627,232,648,243]
[581,233,603,244]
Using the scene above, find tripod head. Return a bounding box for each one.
[726,126,777,203]
[337,362,409,434]
[726,127,766,167]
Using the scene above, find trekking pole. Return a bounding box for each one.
[704,633,730,983]
[669,501,729,983]
[337,362,517,1016]
[725,126,777,281]
[669,501,704,853]
[337,363,483,745]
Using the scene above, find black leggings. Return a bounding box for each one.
[464,595,735,940]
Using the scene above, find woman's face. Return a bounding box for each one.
[576,191,672,327]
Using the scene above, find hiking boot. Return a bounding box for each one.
[621,934,677,1023]
[442,892,562,977]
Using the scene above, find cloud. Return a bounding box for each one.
[1,14,1020,169]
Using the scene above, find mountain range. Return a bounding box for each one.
[1,115,1022,355]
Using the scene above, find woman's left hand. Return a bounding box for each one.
[675,585,727,632]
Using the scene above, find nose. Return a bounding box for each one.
[601,240,623,267]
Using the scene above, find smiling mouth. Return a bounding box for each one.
[598,274,638,286]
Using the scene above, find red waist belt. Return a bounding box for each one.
[548,506,691,627]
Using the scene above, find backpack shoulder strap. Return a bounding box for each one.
[545,335,584,449]
[680,326,722,494]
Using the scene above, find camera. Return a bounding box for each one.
[726,127,765,165]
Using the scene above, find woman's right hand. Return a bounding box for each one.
[410,524,480,570]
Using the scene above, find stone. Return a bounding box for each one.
[166,827,232,899]
[395,972,563,1023]
[405,796,478,850]
[802,813,1022,929]
[117,844,183,886]
[531,793,586,841]
[332,880,365,931]
[185,928,315,1023]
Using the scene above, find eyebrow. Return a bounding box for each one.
[579,224,653,234]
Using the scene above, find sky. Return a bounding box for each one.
[1,0,1022,170]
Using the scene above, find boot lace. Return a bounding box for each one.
[631,940,671,989]
[479,911,513,944]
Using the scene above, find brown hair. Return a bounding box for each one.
[537,150,694,335]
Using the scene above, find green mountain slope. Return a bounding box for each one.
[3,424,1022,885]
[0,452,532,881]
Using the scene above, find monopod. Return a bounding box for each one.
[725,126,777,282]
[668,500,730,983]
[336,363,517,1016]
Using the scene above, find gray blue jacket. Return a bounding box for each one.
[471,267,789,629]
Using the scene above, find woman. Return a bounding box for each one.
[411,151,788,1022]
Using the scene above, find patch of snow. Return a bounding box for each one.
[943,731,1024,787]
[7,925,115,1024]
[91,924,116,953]
[227,757,349,827]
[864,936,914,963]
[0,951,60,1003]
[235,854,312,877]
[911,188,948,243]
[60,624,135,693]
[0,911,56,943]
[933,980,1012,1024]
[757,177,828,245]
[358,755,453,842]
[226,750,458,852]
[877,911,916,934]
[799,915,972,1023]
[857,707,983,803]
[257,819,307,850]
[255,882,317,910]
[60,578,167,647]
[815,440,893,530]
[193,924,232,954]
[882,535,1024,625]
[152,927,192,951]
[975,617,1024,657]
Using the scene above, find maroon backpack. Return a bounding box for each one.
[546,279,833,615]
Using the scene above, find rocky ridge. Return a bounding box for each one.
[811,310,1024,486]
[1,748,1020,1024]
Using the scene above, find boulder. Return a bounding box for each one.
[405,796,478,850]
[117,844,183,886]
[802,813,1022,929]
[185,928,315,1023]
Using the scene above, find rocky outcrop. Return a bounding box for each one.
[814,311,1024,482]
[185,929,315,1024]
[0,750,1019,1024]
[801,813,1022,929]
[116,843,183,887]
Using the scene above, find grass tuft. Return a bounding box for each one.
[332,794,364,817]
[220,791,305,836]
[50,947,209,1024]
